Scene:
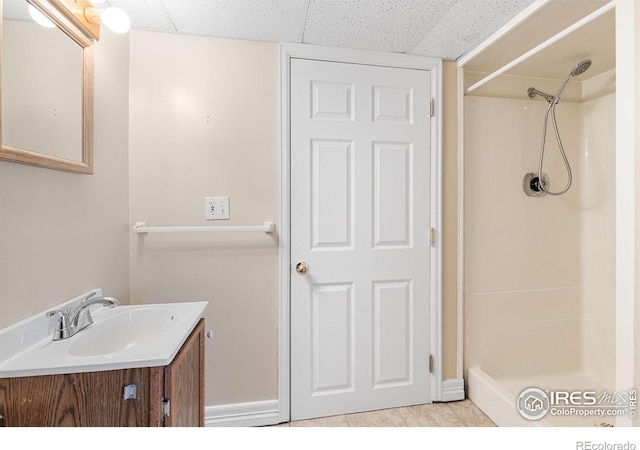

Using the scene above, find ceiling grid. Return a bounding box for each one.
[103,0,537,60]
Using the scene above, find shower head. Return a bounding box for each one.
[553,59,593,102]
[528,60,594,104]
[570,59,592,77]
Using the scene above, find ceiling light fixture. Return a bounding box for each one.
[84,3,131,34]
[28,4,56,28]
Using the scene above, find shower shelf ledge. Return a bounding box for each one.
[465,1,615,94]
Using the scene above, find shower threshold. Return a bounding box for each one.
[468,366,615,427]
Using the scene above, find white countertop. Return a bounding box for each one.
[0,290,208,378]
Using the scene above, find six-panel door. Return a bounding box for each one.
[290,58,432,420]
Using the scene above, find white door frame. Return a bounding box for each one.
[278,43,443,423]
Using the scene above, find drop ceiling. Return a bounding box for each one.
[103,0,538,61]
[3,0,615,68]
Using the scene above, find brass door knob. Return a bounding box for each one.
[296,262,308,274]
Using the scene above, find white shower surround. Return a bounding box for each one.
[464,85,616,427]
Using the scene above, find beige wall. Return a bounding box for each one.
[128,31,280,406]
[128,32,461,407]
[441,61,458,380]
[0,31,130,329]
[0,25,460,408]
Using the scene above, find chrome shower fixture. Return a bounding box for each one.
[527,87,555,103]
[523,172,549,197]
[527,60,592,106]
[571,59,592,76]
[524,59,592,197]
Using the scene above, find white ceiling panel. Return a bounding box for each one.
[74,0,539,61]
[159,0,309,42]
[302,0,456,53]
[107,0,176,33]
[410,0,535,60]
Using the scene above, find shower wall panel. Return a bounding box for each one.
[464,90,615,387]
[464,96,581,294]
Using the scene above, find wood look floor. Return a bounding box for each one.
[275,400,495,427]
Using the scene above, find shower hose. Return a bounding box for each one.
[537,99,572,196]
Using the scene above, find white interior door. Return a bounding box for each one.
[290,58,433,420]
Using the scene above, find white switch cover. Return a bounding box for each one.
[205,197,230,220]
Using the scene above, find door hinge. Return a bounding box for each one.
[429,354,434,374]
[162,399,171,421]
[429,227,435,244]
[429,97,435,117]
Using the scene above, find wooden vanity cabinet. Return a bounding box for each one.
[0,319,204,427]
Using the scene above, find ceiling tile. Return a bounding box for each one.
[97,0,538,61]
[410,0,535,60]
[303,0,456,53]
[107,0,176,32]
[159,0,309,42]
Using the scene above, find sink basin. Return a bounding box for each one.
[68,308,178,357]
[0,290,208,378]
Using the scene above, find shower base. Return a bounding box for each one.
[468,366,614,427]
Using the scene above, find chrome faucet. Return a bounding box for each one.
[47,292,119,341]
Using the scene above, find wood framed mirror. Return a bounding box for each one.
[0,0,94,174]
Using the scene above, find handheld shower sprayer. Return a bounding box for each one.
[524,59,592,197]
[570,59,592,77]
[526,60,592,105]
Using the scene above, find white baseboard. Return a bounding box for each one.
[205,400,281,427]
[205,381,463,426]
[440,378,465,402]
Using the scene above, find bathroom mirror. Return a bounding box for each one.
[1,0,94,174]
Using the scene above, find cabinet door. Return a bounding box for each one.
[163,319,204,427]
[0,368,151,426]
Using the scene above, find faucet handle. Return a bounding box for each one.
[78,291,97,306]
[46,309,72,340]
[47,309,69,322]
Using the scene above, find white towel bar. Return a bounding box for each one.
[133,221,275,234]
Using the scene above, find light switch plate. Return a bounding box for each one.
[205,197,230,220]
